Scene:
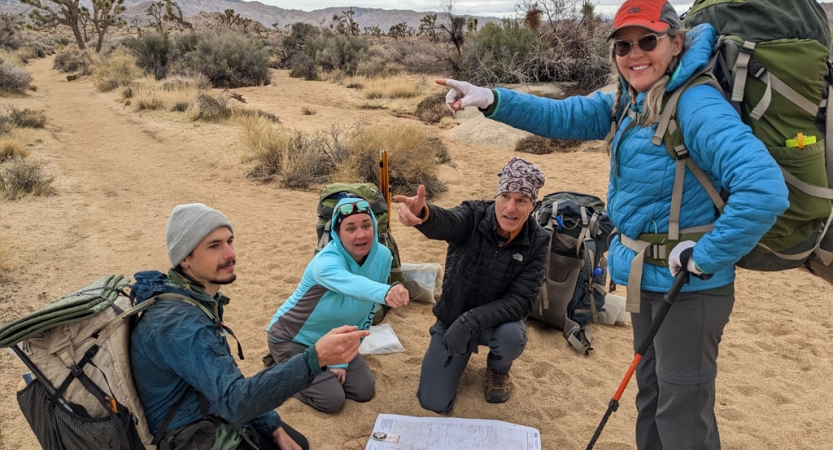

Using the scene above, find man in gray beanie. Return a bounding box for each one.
[394,157,549,412]
[131,203,369,450]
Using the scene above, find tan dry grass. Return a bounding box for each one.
[0,139,29,163]
[92,55,143,92]
[236,114,286,165]
[129,77,206,112]
[334,124,447,198]
[362,76,422,99]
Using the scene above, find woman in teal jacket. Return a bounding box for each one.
[439,1,789,448]
[267,198,409,413]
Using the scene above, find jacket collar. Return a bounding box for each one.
[167,269,230,306]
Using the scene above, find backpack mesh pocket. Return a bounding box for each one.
[17,378,144,450]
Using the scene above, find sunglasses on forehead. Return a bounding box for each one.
[613,33,667,57]
[337,200,371,217]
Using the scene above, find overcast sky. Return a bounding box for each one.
[258,1,695,19]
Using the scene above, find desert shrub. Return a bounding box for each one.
[124,31,170,79]
[0,115,10,135]
[178,32,270,88]
[416,92,452,124]
[0,60,31,92]
[389,39,454,75]
[337,124,447,198]
[161,73,211,91]
[92,55,143,92]
[301,106,315,115]
[280,131,331,189]
[15,46,42,63]
[460,20,545,85]
[362,77,421,100]
[1,13,21,50]
[7,107,46,128]
[308,31,368,76]
[568,54,612,93]
[0,156,55,200]
[356,55,400,79]
[280,22,321,67]
[0,139,29,162]
[288,53,317,80]
[53,48,92,74]
[515,135,582,154]
[186,94,230,121]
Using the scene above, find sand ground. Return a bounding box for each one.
[1,56,832,450]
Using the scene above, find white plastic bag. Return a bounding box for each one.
[359,323,406,355]
[597,293,631,326]
[401,262,443,304]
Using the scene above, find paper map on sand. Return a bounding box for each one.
[365,414,541,450]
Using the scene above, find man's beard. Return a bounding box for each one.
[211,259,237,285]
[211,274,237,285]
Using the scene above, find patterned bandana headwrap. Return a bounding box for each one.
[495,157,546,202]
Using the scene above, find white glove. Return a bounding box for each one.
[668,240,703,277]
[443,79,495,112]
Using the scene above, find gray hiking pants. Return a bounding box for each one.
[632,289,734,450]
[268,340,374,413]
[417,319,527,413]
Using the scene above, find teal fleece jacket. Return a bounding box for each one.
[267,198,393,368]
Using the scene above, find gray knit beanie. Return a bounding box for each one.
[166,203,233,268]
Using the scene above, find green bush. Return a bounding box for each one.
[53,48,92,74]
[289,53,317,80]
[308,31,368,76]
[124,32,170,79]
[0,61,31,93]
[280,22,321,67]
[178,32,270,88]
[460,19,544,85]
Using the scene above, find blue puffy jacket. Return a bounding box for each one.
[486,24,789,293]
[130,269,324,436]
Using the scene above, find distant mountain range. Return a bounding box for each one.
[0,0,502,31]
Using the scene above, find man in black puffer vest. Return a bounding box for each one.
[394,157,549,412]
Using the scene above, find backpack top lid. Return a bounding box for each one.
[684,0,831,48]
[0,274,130,348]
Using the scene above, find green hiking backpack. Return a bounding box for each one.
[314,182,405,324]
[618,0,833,292]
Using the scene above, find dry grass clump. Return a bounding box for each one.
[186,94,231,122]
[0,139,29,162]
[92,55,143,92]
[416,92,453,124]
[126,77,206,113]
[515,135,583,154]
[0,59,32,94]
[7,107,46,128]
[0,156,55,200]
[237,115,329,188]
[335,124,448,198]
[53,48,92,75]
[362,77,421,100]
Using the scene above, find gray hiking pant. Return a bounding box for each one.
[417,319,527,413]
[268,340,374,413]
[632,289,734,450]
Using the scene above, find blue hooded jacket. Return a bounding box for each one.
[485,24,789,292]
[130,269,324,436]
[267,198,393,368]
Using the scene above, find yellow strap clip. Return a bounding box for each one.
[785,133,817,149]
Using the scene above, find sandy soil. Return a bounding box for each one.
[1,56,832,450]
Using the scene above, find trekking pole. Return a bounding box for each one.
[585,249,693,450]
[380,149,391,211]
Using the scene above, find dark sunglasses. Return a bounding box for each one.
[613,33,667,57]
[337,200,371,218]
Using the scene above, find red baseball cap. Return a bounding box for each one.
[608,0,681,40]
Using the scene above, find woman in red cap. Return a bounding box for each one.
[437,1,789,449]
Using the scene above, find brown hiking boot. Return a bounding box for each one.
[484,368,511,403]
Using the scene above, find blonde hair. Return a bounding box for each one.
[603,29,688,154]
